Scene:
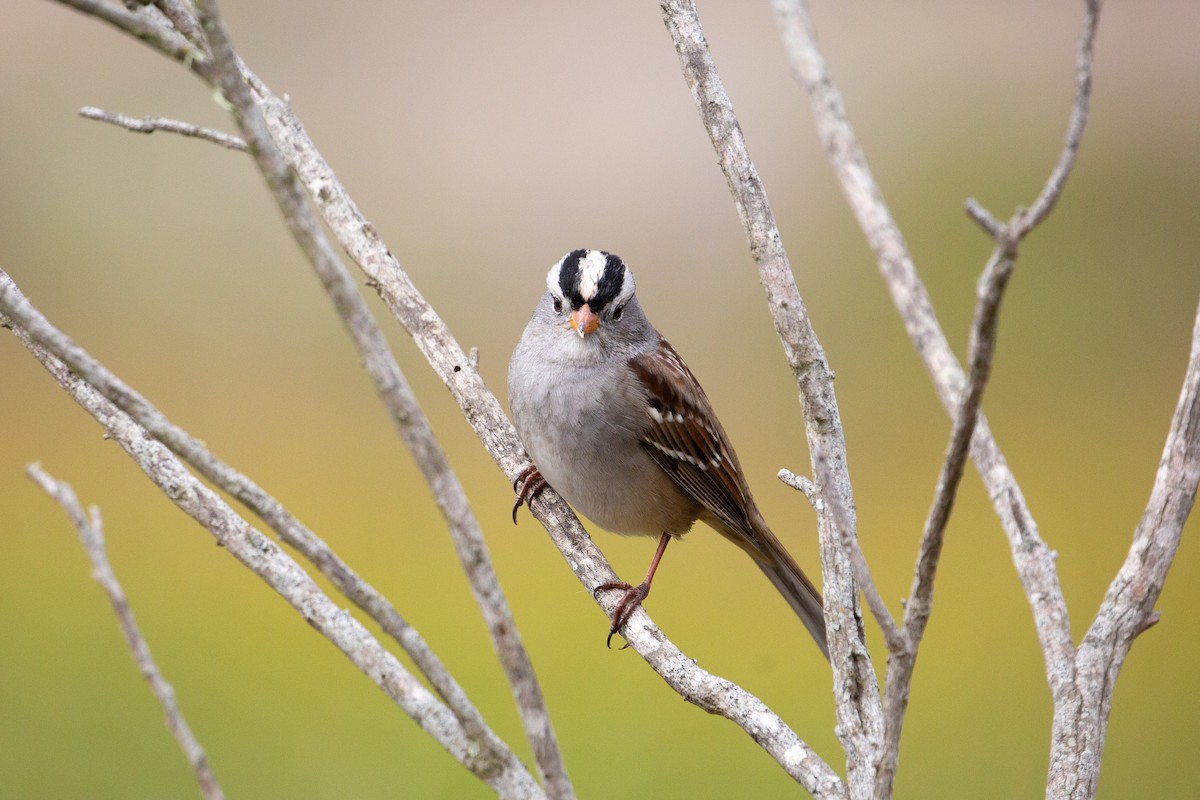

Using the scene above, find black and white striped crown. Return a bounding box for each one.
[547,249,636,313]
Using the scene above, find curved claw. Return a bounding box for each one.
[511,464,548,524]
[595,580,649,649]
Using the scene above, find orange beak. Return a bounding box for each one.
[569,303,600,338]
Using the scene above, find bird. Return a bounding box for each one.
[507,249,828,658]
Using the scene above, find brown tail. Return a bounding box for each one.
[756,552,829,660]
[701,509,829,659]
[749,520,829,660]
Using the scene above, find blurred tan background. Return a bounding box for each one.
[3,1,1198,797]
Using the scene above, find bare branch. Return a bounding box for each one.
[1017,0,1101,234]
[772,0,1078,697]
[1,279,544,799]
[876,247,1017,799]
[968,0,1100,243]
[909,248,1016,648]
[659,1,881,792]
[151,0,209,54]
[780,468,904,654]
[70,3,569,785]
[184,3,574,792]
[79,106,246,150]
[0,268,491,739]
[776,2,1119,796]
[55,0,204,68]
[1046,294,1200,798]
[27,465,225,800]
[777,468,820,508]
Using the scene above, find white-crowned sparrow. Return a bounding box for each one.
[508,249,828,658]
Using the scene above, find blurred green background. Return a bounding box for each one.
[3,1,1198,797]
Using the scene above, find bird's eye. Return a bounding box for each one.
[612,304,625,321]
[551,296,563,314]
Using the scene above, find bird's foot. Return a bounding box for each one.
[593,580,651,649]
[511,464,548,524]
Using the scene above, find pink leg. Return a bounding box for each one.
[594,532,672,648]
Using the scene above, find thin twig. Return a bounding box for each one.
[660,1,880,794]
[908,255,1016,637]
[1,283,544,799]
[1017,0,1100,234]
[780,468,904,654]
[875,248,1017,799]
[777,468,821,508]
[27,465,226,800]
[776,2,1109,797]
[772,0,1077,696]
[79,106,246,150]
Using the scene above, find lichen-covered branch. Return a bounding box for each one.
[0,276,543,798]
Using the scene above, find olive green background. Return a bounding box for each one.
[2,2,1198,797]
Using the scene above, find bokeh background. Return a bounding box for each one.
[3,1,1198,797]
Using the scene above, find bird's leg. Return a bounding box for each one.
[511,463,549,524]
[594,532,672,648]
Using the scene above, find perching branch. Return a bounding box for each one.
[35,1,844,793]
[27,465,226,800]
[0,272,544,799]
[659,1,881,795]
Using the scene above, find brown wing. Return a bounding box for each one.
[628,341,765,556]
